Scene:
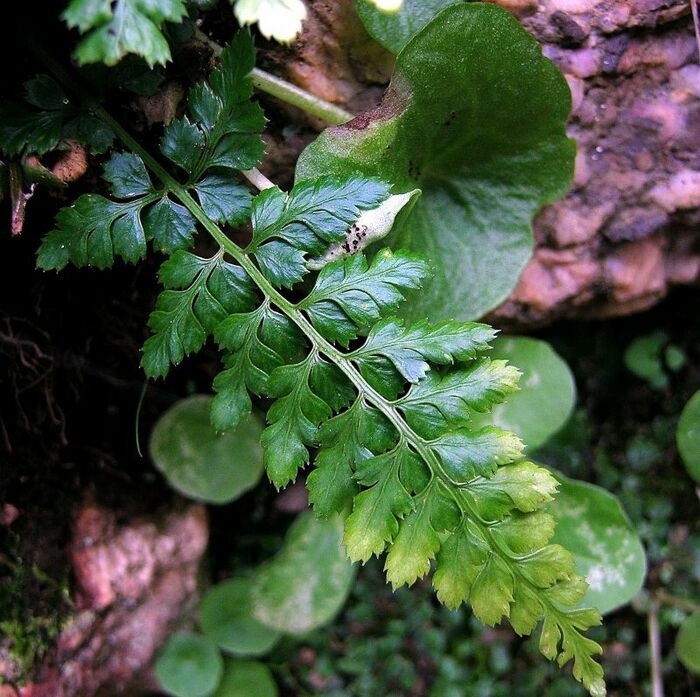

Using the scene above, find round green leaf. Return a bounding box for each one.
[297,3,574,321]
[212,659,278,697]
[623,331,668,390]
[677,390,700,482]
[155,632,223,697]
[546,471,646,615]
[251,512,356,634]
[474,336,576,451]
[676,611,700,675]
[355,0,458,53]
[149,395,264,504]
[200,579,281,657]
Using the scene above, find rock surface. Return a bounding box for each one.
[262,0,700,326]
[0,500,208,697]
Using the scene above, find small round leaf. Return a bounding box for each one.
[155,632,223,697]
[251,512,356,634]
[475,337,576,451]
[149,395,264,504]
[677,390,700,482]
[676,612,700,675]
[546,471,646,615]
[212,659,278,697]
[200,579,281,656]
[355,0,458,54]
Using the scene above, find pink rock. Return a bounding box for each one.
[618,32,695,74]
[7,499,208,697]
[648,170,700,211]
[0,503,19,526]
[561,46,602,78]
[605,236,666,303]
[629,100,685,142]
[551,200,615,246]
[511,248,600,310]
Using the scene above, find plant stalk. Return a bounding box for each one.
[648,601,665,697]
[242,168,276,190]
[250,68,354,125]
[653,589,700,613]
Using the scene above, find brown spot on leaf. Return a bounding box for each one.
[335,76,411,133]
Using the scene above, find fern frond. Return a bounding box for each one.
[34,32,606,697]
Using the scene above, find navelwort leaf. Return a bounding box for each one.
[35,28,605,696]
[298,2,575,321]
[471,336,576,451]
[676,611,700,675]
[355,0,455,53]
[250,512,356,634]
[546,470,646,615]
[212,659,278,697]
[149,395,265,505]
[200,578,281,656]
[155,632,223,697]
[677,389,700,483]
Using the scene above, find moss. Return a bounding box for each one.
[0,552,69,683]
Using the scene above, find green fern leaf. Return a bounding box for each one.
[211,303,305,430]
[432,519,489,608]
[194,173,253,226]
[397,359,520,437]
[350,318,497,382]
[141,251,259,377]
[343,444,417,562]
[469,460,560,519]
[37,153,195,270]
[246,177,391,287]
[299,250,427,345]
[491,510,556,554]
[384,481,459,588]
[261,356,335,487]
[0,75,114,156]
[307,400,395,516]
[432,427,524,482]
[34,31,607,696]
[160,31,266,181]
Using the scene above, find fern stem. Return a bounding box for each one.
[648,601,665,697]
[194,28,354,125]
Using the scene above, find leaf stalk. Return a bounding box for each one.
[194,28,354,125]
